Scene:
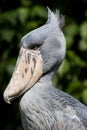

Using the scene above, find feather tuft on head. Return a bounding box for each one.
[55,9,65,28]
[46,7,65,28]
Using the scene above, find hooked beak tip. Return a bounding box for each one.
[3,91,11,104]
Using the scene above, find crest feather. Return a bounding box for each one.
[46,7,65,28]
[55,9,65,28]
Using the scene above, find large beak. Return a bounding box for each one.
[3,47,43,104]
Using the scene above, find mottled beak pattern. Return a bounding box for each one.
[3,47,43,104]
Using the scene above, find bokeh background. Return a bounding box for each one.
[0,0,87,130]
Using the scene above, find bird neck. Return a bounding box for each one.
[42,61,61,81]
[41,72,53,81]
[40,68,57,84]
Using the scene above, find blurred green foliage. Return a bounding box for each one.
[0,0,87,130]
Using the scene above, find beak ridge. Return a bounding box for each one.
[3,47,43,103]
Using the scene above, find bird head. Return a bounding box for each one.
[3,7,66,104]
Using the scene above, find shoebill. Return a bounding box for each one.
[3,8,87,130]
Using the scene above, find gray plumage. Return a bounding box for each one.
[20,75,87,130]
[20,8,87,130]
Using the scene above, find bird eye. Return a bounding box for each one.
[29,44,41,50]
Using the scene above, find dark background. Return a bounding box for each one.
[0,0,87,130]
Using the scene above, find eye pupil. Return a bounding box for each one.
[30,44,40,50]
